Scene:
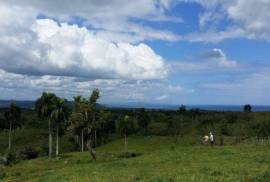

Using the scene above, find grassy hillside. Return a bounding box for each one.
[1,136,270,182]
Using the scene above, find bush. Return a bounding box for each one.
[1,152,18,166]
[118,152,141,158]
[19,146,40,160]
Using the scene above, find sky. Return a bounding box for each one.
[0,0,270,105]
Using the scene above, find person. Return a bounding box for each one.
[203,135,209,144]
[209,132,214,146]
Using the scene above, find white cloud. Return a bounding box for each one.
[171,48,237,73]
[0,18,168,80]
[205,48,237,68]
[0,0,182,43]
[156,94,169,101]
[227,0,270,38]
[184,27,245,43]
[0,68,192,102]
[183,0,270,42]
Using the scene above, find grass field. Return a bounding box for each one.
[1,136,270,182]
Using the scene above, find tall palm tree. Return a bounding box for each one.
[70,96,86,152]
[35,92,57,159]
[89,89,100,147]
[4,103,21,152]
[70,89,100,160]
[50,98,67,158]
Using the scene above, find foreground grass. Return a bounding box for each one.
[1,136,270,182]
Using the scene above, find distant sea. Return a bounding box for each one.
[0,100,270,112]
[105,103,270,112]
[185,105,270,112]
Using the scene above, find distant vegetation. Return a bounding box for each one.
[1,89,270,169]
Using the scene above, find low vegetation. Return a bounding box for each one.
[2,136,270,181]
[0,90,270,181]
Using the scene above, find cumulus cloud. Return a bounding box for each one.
[0,17,168,80]
[0,1,193,102]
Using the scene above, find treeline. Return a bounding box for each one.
[0,90,270,165]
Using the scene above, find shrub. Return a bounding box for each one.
[2,152,18,166]
[19,146,40,160]
[118,152,141,158]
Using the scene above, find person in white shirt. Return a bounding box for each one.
[209,132,214,146]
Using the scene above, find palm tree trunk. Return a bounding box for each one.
[86,136,96,160]
[81,129,84,152]
[8,121,12,152]
[56,125,59,158]
[48,119,52,159]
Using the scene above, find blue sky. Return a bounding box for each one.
[0,0,270,105]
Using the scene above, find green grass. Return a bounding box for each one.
[0,128,75,155]
[1,136,270,182]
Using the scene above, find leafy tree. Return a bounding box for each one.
[50,98,68,158]
[117,115,134,152]
[178,105,187,114]
[243,104,252,112]
[97,110,112,144]
[137,108,150,134]
[35,92,57,158]
[4,103,21,151]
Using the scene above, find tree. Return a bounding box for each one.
[243,104,252,112]
[89,89,100,148]
[117,115,134,152]
[50,98,68,158]
[73,89,100,160]
[97,110,112,144]
[70,112,85,151]
[178,105,187,114]
[35,92,57,159]
[69,96,86,152]
[4,103,21,152]
[137,108,150,134]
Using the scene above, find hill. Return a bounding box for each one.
[1,136,270,182]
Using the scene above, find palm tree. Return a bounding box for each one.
[4,103,21,152]
[50,98,67,158]
[69,112,85,152]
[80,89,100,160]
[89,89,100,147]
[117,115,134,153]
[69,89,100,160]
[35,92,57,159]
